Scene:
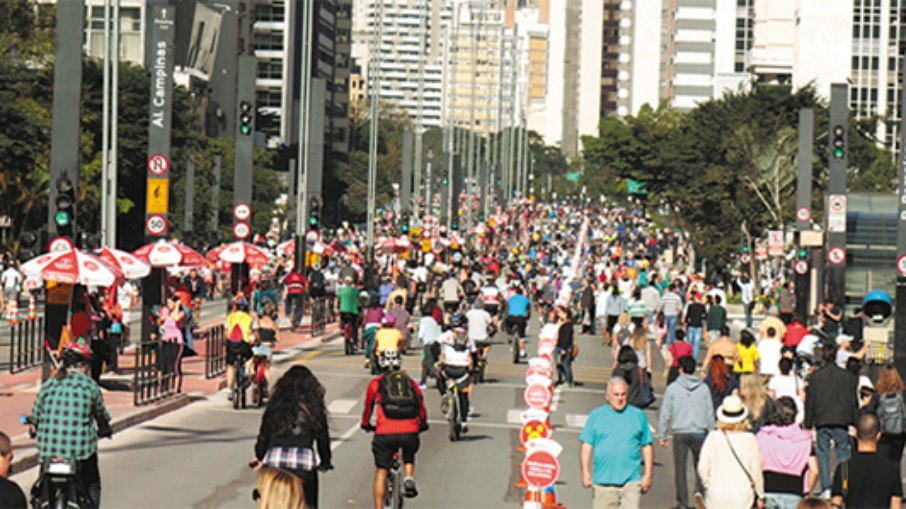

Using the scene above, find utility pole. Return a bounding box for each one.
[795,109,814,324]
[109,0,120,246]
[412,0,428,225]
[295,0,314,270]
[366,0,383,260]
[100,0,111,246]
[895,60,906,377]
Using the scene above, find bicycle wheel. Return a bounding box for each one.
[239,369,248,409]
[512,341,520,364]
[232,372,240,410]
[448,392,460,441]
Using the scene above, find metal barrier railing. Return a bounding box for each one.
[133,339,179,406]
[203,324,226,379]
[8,317,44,373]
[311,298,327,337]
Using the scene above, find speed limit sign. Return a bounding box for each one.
[897,254,906,276]
[827,247,845,266]
[233,222,250,239]
[234,203,251,221]
[145,214,168,236]
[796,207,811,222]
[794,260,809,275]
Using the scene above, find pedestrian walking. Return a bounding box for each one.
[253,467,306,509]
[157,295,185,392]
[417,302,442,388]
[658,356,714,509]
[683,292,706,362]
[555,306,575,387]
[804,345,859,497]
[705,295,727,343]
[831,413,903,509]
[580,377,654,509]
[755,396,819,509]
[704,355,739,412]
[254,366,332,509]
[661,283,683,345]
[740,373,774,433]
[736,274,755,329]
[0,431,27,509]
[870,364,906,471]
[697,395,765,509]
[735,329,760,375]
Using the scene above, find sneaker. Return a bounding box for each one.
[519,350,526,358]
[364,359,370,369]
[418,383,427,390]
[403,477,418,498]
[461,423,468,434]
[467,407,477,417]
[819,489,831,500]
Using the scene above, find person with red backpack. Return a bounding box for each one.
[361,350,427,509]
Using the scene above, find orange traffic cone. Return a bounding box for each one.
[27,294,36,321]
[522,487,542,509]
[541,486,565,509]
[514,469,529,489]
[8,298,19,325]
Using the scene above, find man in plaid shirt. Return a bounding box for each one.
[31,341,112,508]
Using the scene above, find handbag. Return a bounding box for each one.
[635,367,655,408]
[722,431,760,508]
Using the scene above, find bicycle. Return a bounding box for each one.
[383,450,405,509]
[341,313,359,356]
[441,371,470,441]
[250,345,271,408]
[232,355,250,410]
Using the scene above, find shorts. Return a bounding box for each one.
[372,433,420,470]
[606,315,619,333]
[443,301,460,314]
[226,341,253,364]
[474,340,491,351]
[484,303,500,316]
[506,316,528,339]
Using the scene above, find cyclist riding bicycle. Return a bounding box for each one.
[31,341,112,509]
[437,313,475,433]
[480,277,502,331]
[336,276,361,343]
[466,301,493,379]
[361,350,427,509]
[506,286,532,359]
[225,298,255,400]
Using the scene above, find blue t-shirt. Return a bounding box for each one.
[507,294,530,317]
[579,404,653,486]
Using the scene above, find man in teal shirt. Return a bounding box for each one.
[580,377,654,508]
[337,276,361,343]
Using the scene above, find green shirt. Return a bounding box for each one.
[32,371,111,460]
[337,285,360,314]
[580,404,653,486]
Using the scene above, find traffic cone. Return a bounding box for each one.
[27,294,36,321]
[522,488,542,509]
[541,486,564,509]
[514,469,529,489]
[8,298,19,325]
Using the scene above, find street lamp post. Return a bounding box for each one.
[425,149,434,216]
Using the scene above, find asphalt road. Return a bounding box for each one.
[11,318,688,509]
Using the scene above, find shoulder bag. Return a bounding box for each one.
[722,431,760,508]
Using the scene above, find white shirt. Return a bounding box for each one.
[466,308,492,341]
[1,268,21,290]
[796,334,820,357]
[438,330,474,367]
[736,279,755,304]
[411,266,429,284]
[481,285,501,304]
[757,339,783,376]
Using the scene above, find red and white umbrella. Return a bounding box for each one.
[96,247,151,280]
[206,241,271,265]
[22,238,122,286]
[377,236,411,254]
[132,239,205,267]
[278,239,335,257]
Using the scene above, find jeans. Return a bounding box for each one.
[816,426,851,492]
[555,347,574,386]
[666,315,679,345]
[285,293,305,326]
[743,302,754,328]
[593,482,642,509]
[764,493,802,509]
[672,433,705,509]
[687,327,703,362]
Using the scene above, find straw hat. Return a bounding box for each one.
[717,395,749,424]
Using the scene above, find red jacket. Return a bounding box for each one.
[361,374,426,435]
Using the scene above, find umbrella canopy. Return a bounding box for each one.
[22,238,122,286]
[207,241,271,265]
[378,236,411,254]
[279,239,334,257]
[96,247,151,280]
[132,239,204,267]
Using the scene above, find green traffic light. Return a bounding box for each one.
[833,148,844,159]
[240,124,252,136]
[442,178,449,186]
[54,211,71,227]
[741,246,749,253]
[308,216,318,226]
[798,249,808,258]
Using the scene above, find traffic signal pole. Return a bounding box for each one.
[826,84,848,309]
[895,58,906,378]
[232,55,256,296]
[795,109,814,323]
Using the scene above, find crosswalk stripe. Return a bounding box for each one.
[565,414,588,428]
[327,398,358,414]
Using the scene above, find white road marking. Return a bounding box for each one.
[331,422,360,451]
[506,409,522,424]
[565,414,587,428]
[327,398,358,414]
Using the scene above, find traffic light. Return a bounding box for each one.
[399,222,409,234]
[797,248,808,259]
[831,124,845,159]
[442,176,449,186]
[238,101,254,136]
[308,198,320,230]
[54,174,75,237]
[18,230,40,260]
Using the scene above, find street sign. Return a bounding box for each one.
[147,154,170,176]
[768,230,784,257]
[898,254,906,276]
[520,419,551,445]
[566,172,580,182]
[145,214,168,236]
[828,194,847,233]
[828,246,845,265]
[234,203,251,221]
[794,260,809,275]
[829,194,846,212]
[796,207,811,222]
[521,450,560,489]
[524,384,551,409]
[233,222,250,239]
[739,253,751,265]
[755,243,767,261]
[627,179,647,195]
[146,178,169,214]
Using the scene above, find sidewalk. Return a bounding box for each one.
[1,317,339,474]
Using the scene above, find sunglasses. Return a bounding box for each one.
[252,488,260,502]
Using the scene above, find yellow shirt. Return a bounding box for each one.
[735,343,759,373]
[226,311,254,343]
[375,327,403,353]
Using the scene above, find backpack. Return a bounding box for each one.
[878,393,905,434]
[378,370,420,419]
[309,271,326,296]
[617,326,632,346]
[452,332,469,352]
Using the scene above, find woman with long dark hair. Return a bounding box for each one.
[705,355,739,412]
[254,366,332,509]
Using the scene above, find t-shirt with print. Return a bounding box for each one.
[579,403,653,486]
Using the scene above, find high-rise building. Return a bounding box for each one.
[599,0,661,118]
